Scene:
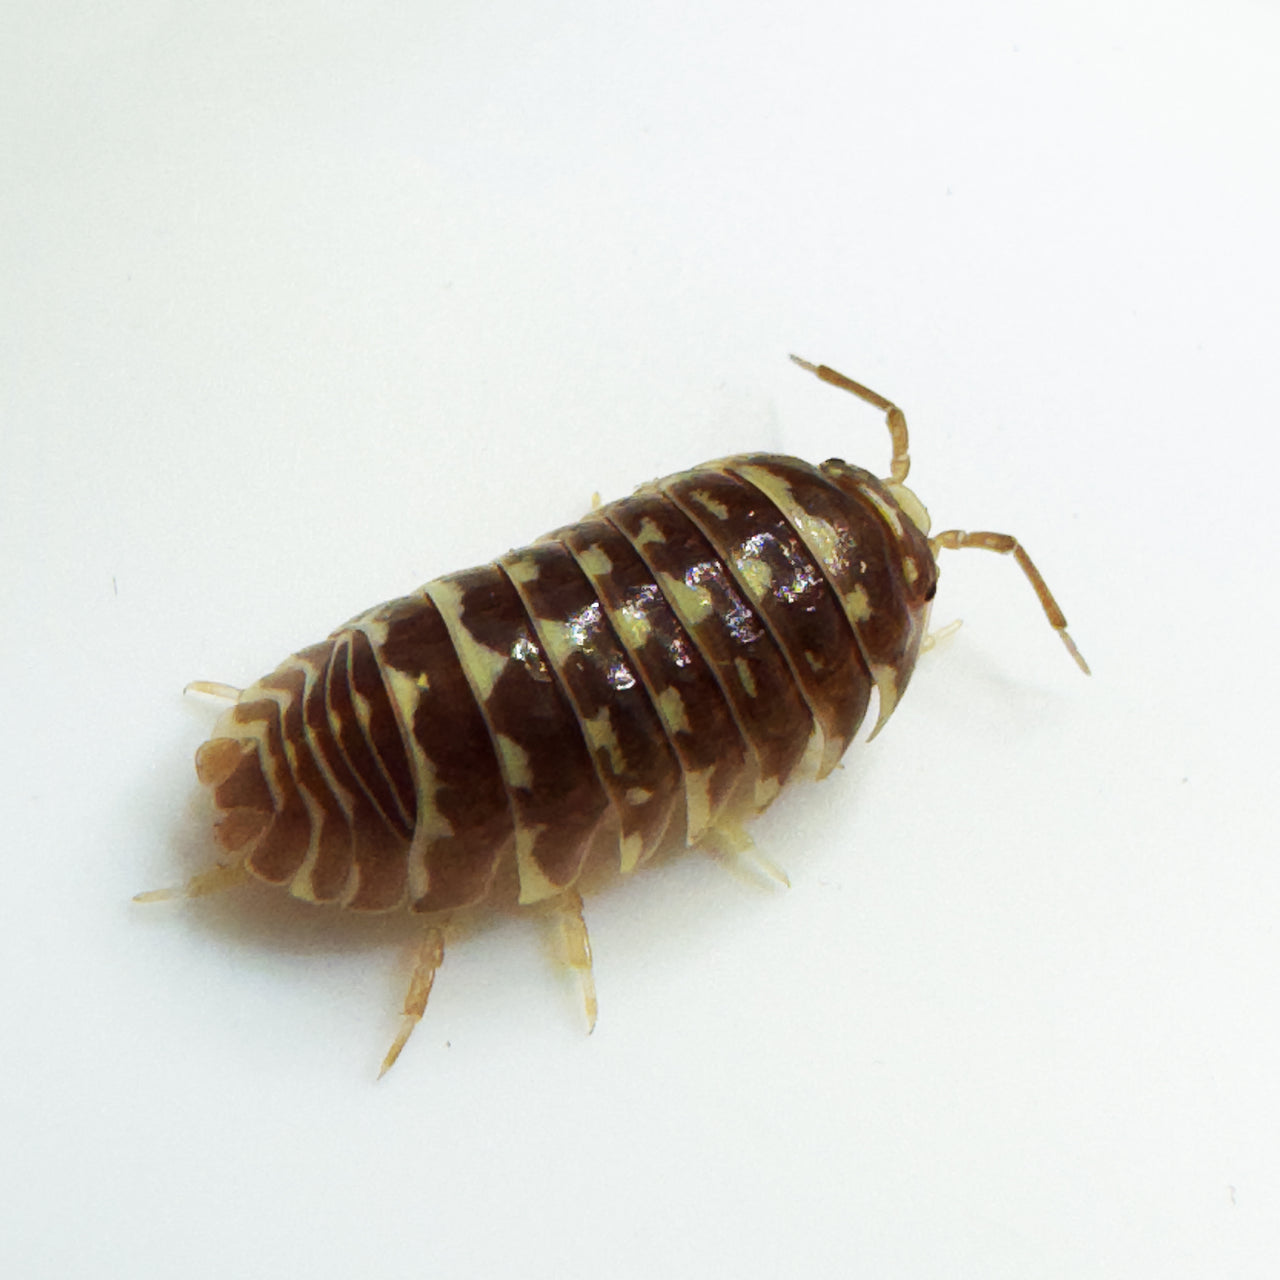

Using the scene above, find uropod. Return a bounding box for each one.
[138,357,1088,1074]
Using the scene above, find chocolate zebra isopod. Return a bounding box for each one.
[138,356,1088,1074]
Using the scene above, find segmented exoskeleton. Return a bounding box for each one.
[141,358,1087,1073]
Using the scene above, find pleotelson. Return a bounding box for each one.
[195,453,937,913]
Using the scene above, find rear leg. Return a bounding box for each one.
[184,680,243,705]
[133,860,249,904]
[548,890,598,1033]
[698,820,791,890]
[921,617,964,654]
[134,684,266,903]
[379,925,446,1077]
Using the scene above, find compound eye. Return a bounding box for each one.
[924,582,937,602]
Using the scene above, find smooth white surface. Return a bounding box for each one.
[4,2,1279,1276]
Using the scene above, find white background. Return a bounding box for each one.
[4,2,1279,1276]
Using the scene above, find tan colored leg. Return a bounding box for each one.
[379,926,445,1078]
[133,860,249,904]
[734,847,791,889]
[552,891,598,1034]
[791,355,912,484]
[184,681,243,705]
[922,617,964,653]
[930,529,1090,675]
[698,822,791,889]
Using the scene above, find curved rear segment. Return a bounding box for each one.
[196,634,417,911]
[195,589,532,914]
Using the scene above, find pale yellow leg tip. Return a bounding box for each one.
[698,827,790,891]
[1060,630,1091,676]
[132,887,179,904]
[922,617,964,653]
[750,851,791,889]
[378,926,445,1077]
[378,1018,420,1079]
[183,680,243,705]
[133,862,248,904]
[552,891,598,1034]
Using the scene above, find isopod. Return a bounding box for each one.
[139,357,1088,1073]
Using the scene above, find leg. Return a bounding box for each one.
[930,529,1090,675]
[921,617,964,654]
[697,821,791,889]
[184,680,243,705]
[133,859,249,904]
[790,355,912,484]
[550,890,598,1033]
[379,925,445,1078]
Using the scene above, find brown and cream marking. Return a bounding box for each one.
[140,357,1088,1074]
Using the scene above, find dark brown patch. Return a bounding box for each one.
[196,737,248,788]
[210,745,273,813]
[344,824,409,911]
[213,805,269,853]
